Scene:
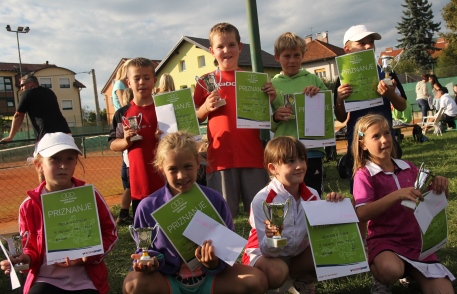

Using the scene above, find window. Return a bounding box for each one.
[198,56,206,68]
[0,76,15,116]
[62,100,73,110]
[40,77,52,88]
[314,68,326,78]
[179,60,186,72]
[59,78,70,88]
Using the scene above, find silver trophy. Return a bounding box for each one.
[0,232,30,271]
[402,163,435,210]
[122,113,143,141]
[128,225,159,264]
[195,68,226,107]
[262,199,290,247]
[281,92,296,119]
[380,53,401,86]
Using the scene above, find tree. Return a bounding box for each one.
[396,0,441,70]
[438,0,457,71]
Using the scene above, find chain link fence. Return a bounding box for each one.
[0,134,123,226]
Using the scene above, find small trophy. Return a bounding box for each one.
[122,113,143,141]
[402,163,434,210]
[262,199,290,247]
[281,92,296,119]
[195,68,226,107]
[380,53,401,86]
[0,232,30,271]
[128,226,158,264]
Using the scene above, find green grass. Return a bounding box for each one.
[1,132,457,293]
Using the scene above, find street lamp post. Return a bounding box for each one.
[6,25,30,78]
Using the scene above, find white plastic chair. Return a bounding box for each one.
[421,108,445,136]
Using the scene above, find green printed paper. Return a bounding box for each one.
[420,209,448,259]
[151,184,224,269]
[235,71,271,128]
[306,218,368,281]
[335,49,380,101]
[41,185,103,263]
[154,88,200,136]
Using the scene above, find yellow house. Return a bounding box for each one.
[155,36,281,92]
[0,62,86,129]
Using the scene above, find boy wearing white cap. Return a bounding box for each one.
[333,25,408,294]
[334,25,407,188]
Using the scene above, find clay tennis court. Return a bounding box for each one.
[0,152,123,235]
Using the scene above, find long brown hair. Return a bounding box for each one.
[351,114,396,176]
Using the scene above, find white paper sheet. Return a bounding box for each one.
[182,210,247,266]
[304,93,325,136]
[156,104,177,138]
[0,240,21,289]
[414,191,448,233]
[301,198,359,226]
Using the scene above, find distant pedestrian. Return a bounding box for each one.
[415,74,430,123]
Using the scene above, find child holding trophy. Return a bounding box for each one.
[0,132,118,294]
[270,32,328,196]
[243,136,345,293]
[193,22,276,217]
[351,114,455,293]
[122,132,268,294]
[109,57,165,218]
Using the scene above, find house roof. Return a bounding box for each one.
[378,37,450,61]
[155,36,280,72]
[302,40,345,63]
[100,58,161,94]
[0,61,86,88]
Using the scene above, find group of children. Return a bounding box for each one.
[0,22,455,294]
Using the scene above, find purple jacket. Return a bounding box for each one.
[133,184,234,275]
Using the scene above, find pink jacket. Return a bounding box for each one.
[19,178,118,294]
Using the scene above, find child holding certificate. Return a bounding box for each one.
[243,136,345,293]
[352,114,455,293]
[271,32,328,196]
[122,132,268,294]
[0,132,118,294]
[193,22,276,218]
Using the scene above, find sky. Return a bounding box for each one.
[0,0,450,111]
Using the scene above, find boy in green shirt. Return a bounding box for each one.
[271,32,327,196]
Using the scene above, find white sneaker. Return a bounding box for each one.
[289,280,315,294]
[370,276,392,294]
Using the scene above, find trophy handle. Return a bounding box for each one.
[283,198,290,219]
[128,225,140,248]
[195,76,206,89]
[121,116,128,127]
[137,113,143,127]
[215,67,222,85]
[262,201,271,222]
[22,231,30,250]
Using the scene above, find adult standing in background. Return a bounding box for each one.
[112,61,132,225]
[416,74,430,123]
[1,74,70,143]
[429,74,443,111]
[112,62,129,109]
[154,73,175,94]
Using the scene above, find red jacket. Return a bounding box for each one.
[20,178,118,294]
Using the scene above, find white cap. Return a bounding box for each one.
[34,132,82,158]
[343,25,381,46]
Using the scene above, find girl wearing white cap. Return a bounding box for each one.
[0,132,118,294]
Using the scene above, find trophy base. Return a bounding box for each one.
[401,200,417,210]
[267,237,287,248]
[138,256,153,265]
[131,135,143,142]
[383,78,393,86]
[287,115,296,120]
[214,99,226,108]
[14,264,29,271]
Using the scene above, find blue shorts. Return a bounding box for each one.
[166,274,215,294]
